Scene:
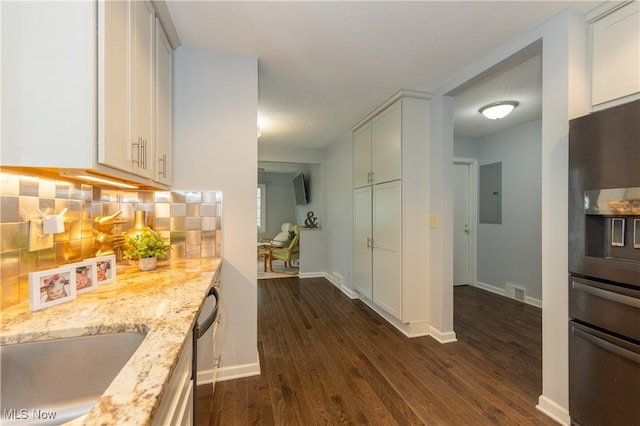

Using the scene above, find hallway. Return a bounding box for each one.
[197,277,555,425]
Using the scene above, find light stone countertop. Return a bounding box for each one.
[0,257,222,425]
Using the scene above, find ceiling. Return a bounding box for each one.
[166,1,603,147]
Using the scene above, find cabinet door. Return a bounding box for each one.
[372,180,402,320]
[372,101,402,185]
[353,187,373,299]
[152,332,193,425]
[98,0,132,173]
[2,1,96,168]
[155,19,173,185]
[131,0,155,179]
[353,122,372,188]
[591,2,640,105]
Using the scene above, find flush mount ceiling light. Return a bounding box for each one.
[479,101,519,120]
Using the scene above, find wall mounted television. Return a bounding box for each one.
[293,173,309,205]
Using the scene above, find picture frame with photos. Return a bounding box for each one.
[72,260,99,294]
[91,255,117,285]
[29,267,77,311]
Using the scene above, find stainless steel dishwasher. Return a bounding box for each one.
[192,276,220,425]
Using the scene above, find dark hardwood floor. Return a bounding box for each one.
[196,277,556,425]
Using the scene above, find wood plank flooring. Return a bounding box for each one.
[196,277,557,425]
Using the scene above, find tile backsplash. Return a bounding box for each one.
[0,172,222,309]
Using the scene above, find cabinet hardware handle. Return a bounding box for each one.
[158,154,167,178]
[370,170,375,183]
[141,138,147,170]
[132,138,141,165]
[213,355,222,369]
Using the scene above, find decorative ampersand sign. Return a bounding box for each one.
[304,211,318,228]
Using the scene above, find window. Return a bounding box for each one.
[257,184,266,234]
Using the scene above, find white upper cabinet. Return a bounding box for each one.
[352,122,372,188]
[99,0,156,179]
[155,19,173,185]
[1,1,96,169]
[371,102,402,185]
[591,2,640,106]
[1,0,175,188]
[352,101,402,188]
[130,0,155,179]
[99,0,131,173]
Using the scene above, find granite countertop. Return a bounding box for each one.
[0,257,222,425]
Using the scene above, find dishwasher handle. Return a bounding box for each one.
[196,286,219,339]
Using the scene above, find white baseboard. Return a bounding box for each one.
[199,351,261,384]
[475,280,507,296]
[537,395,570,425]
[475,281,542,308]
[428,326,457,343]
[526,295,543,308]
[298,271,327,279]
[356,295,430,338]
[303,271,360,299]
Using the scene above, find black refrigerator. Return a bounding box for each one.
[568,99,640,425]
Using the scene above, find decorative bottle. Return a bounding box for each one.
[123,210,156,257]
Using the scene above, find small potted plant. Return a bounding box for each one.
[123,228,171,271]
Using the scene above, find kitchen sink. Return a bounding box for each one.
[0,331,146,425]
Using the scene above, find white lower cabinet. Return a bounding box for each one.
[353,187,373,299]
[153,332,193,426]
[354,181,402,320]
[372,181,402,320]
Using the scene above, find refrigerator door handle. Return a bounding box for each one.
[572,325,640,364]
[572,281,640,309]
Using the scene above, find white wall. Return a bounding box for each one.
[259,144,326,228]
[173,46,260,380]
[453,137,478,158]
[324,131,354,291]
[258,172,296,238]
[294,163,322,227]
[430,9,589,424]
[474,120,542,301]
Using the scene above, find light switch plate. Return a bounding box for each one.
[429,215,439,229]
[29,219,53,252]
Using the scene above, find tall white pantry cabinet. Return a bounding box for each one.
[352,92,430,336]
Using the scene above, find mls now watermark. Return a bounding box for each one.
[3,408,58,421]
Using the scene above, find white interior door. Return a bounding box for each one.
[453,162,471,286]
